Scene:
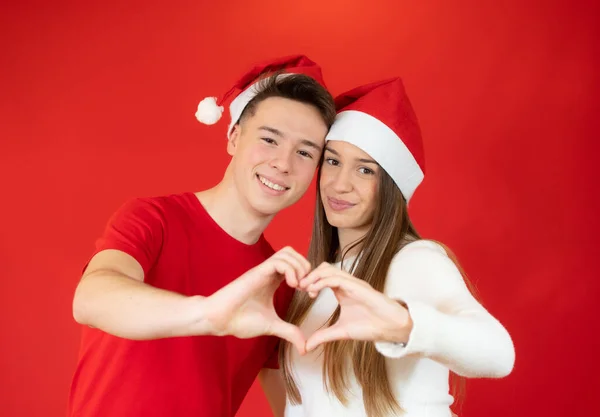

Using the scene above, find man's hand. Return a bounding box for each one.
[299,262,413,352]
[204,246,310,355]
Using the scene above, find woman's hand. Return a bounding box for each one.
[299,262,413,352]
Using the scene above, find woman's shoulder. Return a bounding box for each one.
[386,239,465,292]
[389,239,455,273]
[397,239,449,257]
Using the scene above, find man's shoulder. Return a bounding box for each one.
[135,191,195,207]
[119,191,199,217]
[100,192,205,242]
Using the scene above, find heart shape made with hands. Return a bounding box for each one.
[206,247,410,355]
[297,262,412,352]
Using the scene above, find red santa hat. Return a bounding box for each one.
[195,54,327,137]
[325,77,426,203]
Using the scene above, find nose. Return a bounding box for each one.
[329,166,353,194]
[269,146,293,174]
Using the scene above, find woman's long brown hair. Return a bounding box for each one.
[279,165,478,417]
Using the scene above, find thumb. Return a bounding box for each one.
[306,324,348,352]
[269,319,307,356]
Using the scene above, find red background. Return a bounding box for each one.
[1,1,599,416]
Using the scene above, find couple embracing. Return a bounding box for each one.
[68,55,514,417]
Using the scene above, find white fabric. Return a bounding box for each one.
[325,110,424,202]
[285,240,515,417]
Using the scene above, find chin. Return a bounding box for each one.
[250,197,293,217]
[251,202,282,217]
[324,211,353,229]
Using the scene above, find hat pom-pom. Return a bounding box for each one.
[195,97,224,125]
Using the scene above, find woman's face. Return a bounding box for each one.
[319,140,380,235]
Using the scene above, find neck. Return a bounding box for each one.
[196,173,273,246]
[336,226,369,260]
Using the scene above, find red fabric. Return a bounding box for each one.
[334,78,426,173]
[67,192,294,417]
[218,54,327,105]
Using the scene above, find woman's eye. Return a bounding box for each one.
[359,167,374,175]
[325,158,339,166]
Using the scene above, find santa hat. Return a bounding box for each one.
[325,77,426,203]
[195,54,327,137]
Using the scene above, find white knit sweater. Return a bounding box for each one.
[285,240,515,417]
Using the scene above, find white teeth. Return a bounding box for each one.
[259,175,286,191]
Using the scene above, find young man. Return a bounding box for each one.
[67,55,336,417]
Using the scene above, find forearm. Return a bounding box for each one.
[72,271,212,340]
[423,307,515,378]
[376,301,515,378]
[378,243,516,378]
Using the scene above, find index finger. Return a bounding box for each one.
[299,262,336,289]
[272,259,299,288]
[281,246,311,277]
[306,275,363,294]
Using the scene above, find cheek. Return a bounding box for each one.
[318,173,327,195]
[319,166,335,189]
[241,144,268,166]
[361,182,379,213]
[294,161,318,187]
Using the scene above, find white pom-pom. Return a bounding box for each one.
[195,97,224,125]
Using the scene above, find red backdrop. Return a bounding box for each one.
[1,1,598,416]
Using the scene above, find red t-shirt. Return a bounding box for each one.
[67,192,294,417]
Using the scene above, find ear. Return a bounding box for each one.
[227,124,241,156]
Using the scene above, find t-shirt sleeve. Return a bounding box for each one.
[85,197,164,276]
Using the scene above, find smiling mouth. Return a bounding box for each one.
[327,197,356,211]
[257,174,289,192]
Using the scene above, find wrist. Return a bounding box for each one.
[185,295,216,336]
[384,298,413,344]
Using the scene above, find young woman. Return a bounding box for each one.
[279,78,515,417]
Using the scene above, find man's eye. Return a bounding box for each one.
[261,137,276,144]
[298,150,313,159]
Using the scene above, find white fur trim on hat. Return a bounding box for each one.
[325,110,424,202]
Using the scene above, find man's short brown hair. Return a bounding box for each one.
[237,72,336,129]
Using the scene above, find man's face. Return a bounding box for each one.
[227,96,328,217]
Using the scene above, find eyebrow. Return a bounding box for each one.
[324,146,378,165]
[259,125,322,152]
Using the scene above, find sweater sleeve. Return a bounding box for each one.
[374,240,515,378]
